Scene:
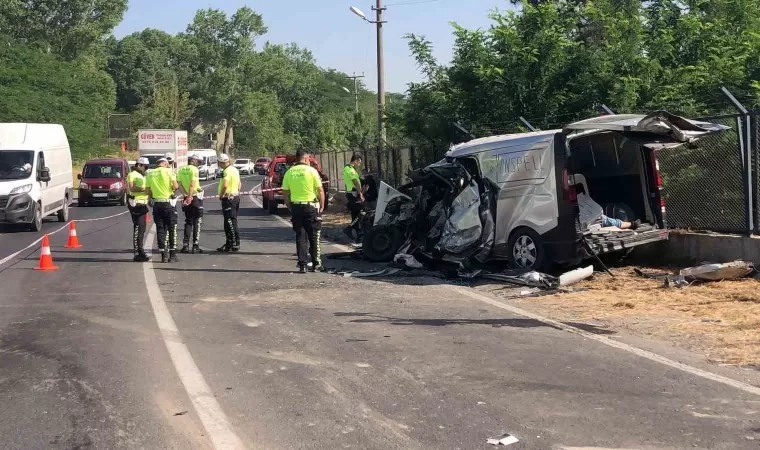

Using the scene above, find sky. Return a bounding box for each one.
[113,0,515,94]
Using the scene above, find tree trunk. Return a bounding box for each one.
[222,118,233,156]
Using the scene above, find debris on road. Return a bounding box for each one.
[487,433,520,446]
[559,265,594,287]
[679,260,754,282]
[635,260,755,287]
[173,410,188,416]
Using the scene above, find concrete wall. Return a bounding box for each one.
[659,232,760,265]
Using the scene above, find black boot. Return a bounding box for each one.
[168,251,179,263]
[217,244,232,252]
[232,243,240,252]
[180,244,190,254]
[192,245,203,254]
[134,251,151,262]
[160,252,168,263]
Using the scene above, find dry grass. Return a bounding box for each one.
[529,268,760,366]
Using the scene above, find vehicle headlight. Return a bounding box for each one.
[10,184,32,195]
[79,182,89,190]
[111,182,123,190]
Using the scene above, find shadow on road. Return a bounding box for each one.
[334,312,562,330]
[155,267,296,274]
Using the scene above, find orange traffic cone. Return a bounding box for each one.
[34,234,58,271]
[64,221,82,249]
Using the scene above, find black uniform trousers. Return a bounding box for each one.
[153,202,178,252]
[291,203,322,268]
[128,202,149,254]
[221,196,241,248]
[345,192,362,232]
[182,196,204,247]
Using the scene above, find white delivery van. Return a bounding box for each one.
[192,149,218,181]
[0,123,73,231]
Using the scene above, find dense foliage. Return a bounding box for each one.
[0,4,379,161]
[392,0,760,160]
[2,1,760,164]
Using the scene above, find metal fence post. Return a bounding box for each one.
[722,87,754,234]
[752,111,760,234]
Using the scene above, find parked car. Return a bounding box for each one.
[254,157,271,175]
[233,158,254,175]
[0,123,73,231]
[261,154,329,214]
[364,111,728,269]
[77,158,129,207]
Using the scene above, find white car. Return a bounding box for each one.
[233,158,254,175]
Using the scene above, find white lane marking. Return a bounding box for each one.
[248,188,760,398]
[455,287,760,397]
[142,226,247,449]
[0,210,130,267]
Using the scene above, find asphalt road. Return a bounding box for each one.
[0,174,758,449]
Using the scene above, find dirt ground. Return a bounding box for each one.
[320,192,760,369]
[509,267,760,367]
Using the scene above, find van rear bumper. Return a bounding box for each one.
[0,193,35,224]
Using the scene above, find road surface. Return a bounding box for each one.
[0,174,758,449]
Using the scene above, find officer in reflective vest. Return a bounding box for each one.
[178,153,204,254]
[146,156,180,263]
[216,154,242,252]
[282,150,325,273]
[342,154,364,242]
[127,157,151,262]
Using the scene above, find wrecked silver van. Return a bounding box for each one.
[363,111,728,270]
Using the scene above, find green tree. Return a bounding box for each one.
[184,7,268,154]
[0,0,128,59]
[0,44,116,160]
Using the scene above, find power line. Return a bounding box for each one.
[386,0,441,6]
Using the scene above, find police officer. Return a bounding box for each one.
[178,153,204,254]
[282,150,325,273]
[127,157,151,262]
[146,156,180,263]
[342,154,364,242]
[216,154,242,252]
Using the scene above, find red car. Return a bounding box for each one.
[261,154,329,214]
[77,158,129,207]
[254,157,271,175]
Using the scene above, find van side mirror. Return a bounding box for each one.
[39,167,51,182]
[77,174,82,180]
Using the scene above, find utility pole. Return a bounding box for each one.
[349,2,387,179]
[346,72,365,114]
[373,0,387,180]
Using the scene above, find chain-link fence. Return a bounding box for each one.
[657,114,749,233]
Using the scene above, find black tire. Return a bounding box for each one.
[361,225,404,262]
[262,196,269,210]
[30,203,43,232]
[118,192,126,207]
[57,197,69,222]
[78,199,85,207]
[507,227,545,271]
[268,199,278,214]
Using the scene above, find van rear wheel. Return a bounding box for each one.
[507,227,545,271]
[57,197,69,222]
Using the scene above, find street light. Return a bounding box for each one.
[350,6,368,21]
[342,86,351,94]
[349,2,386,180]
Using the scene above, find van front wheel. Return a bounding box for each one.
[507,227,545,271]
[30,203,43,232]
